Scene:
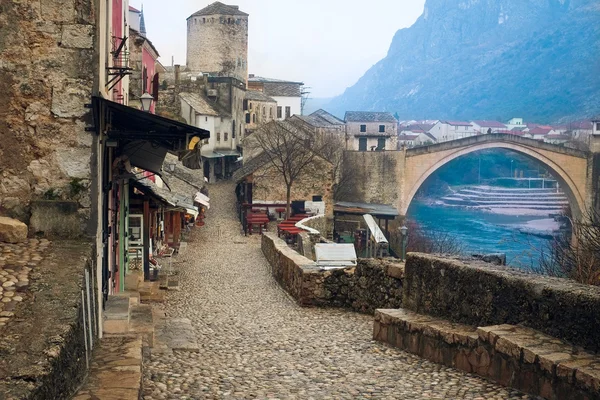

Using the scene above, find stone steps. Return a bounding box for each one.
[103,295,132,335]
[374,308,600,400]
[72,334,143,400]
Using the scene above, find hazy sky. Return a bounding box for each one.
[132,1,425,98]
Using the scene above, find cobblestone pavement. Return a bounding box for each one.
[0,239,49,328]
[143,182,533,400]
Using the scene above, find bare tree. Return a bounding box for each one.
[247,120,334,217]
[535,208,600,285]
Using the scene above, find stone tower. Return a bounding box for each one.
[186,2,248,82]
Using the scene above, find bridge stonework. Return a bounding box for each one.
[343,134,597,218]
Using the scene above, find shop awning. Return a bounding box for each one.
[215,150,241,157]
[92,96,210,153]
[132,178,198,217]
[194,192,210,209]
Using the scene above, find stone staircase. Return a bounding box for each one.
[374,308,600,400]
[73,271,165,400]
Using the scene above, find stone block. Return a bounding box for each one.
[386,264,404,279]
[0,217,27,243]
[51,79,91,118]
[60,24,93,49]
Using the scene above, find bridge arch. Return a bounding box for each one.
[402,140,588,219]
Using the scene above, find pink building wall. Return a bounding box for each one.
[142,46,157,113]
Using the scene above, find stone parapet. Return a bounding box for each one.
[261,233,403,312]
[374,309,600,400]
[403,253,600,353]
[0,241,94,399]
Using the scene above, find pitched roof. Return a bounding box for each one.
[129,6,140,12]
[245,90,276,103]
[262,82,302,97]
[310,109,345,125]
[345,111,397,123]
[398,134,420,140]
[443,120,472,127]
[179,92,219,116]
[529,127,552,135]
[232,151,271,182]
[294,115,343,129]
[472,120,506,128]
[188,2,248,18]
[248,75,303,85]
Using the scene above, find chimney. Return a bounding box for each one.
[174,64,180,84]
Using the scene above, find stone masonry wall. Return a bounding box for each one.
[186,14,248,82]
[403,253,600,352]
[0,0,96,234]
[261,233,403,313]
[340,151,402,206]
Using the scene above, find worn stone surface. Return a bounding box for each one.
[0,240,94,399]
[262,233,404,313]
[375,308,600,400]
[142,182,528,400]
[73,335,143,400]
[0,217,27,243]
[403,253,600,353]
[0,0,95,230]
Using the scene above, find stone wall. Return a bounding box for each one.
[0,241,95,399]
[340,151,403,205]
[0,0,96,234]
[186,13,248,82]
[261,233,403,313]
[403,253,600,352]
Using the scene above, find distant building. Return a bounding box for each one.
[186,2,249,82]
[428,121,476,142]
[128,9,160,113]
[345,111,398,151]
[291,109,345,136]
[506,117,525,130]
[247,75,303,120]
[471,120,507,134]
[244,90,277,134]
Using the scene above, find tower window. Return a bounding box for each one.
[360,124,366,132]
[379,125,385,133]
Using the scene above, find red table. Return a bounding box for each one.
[246,213,269,235]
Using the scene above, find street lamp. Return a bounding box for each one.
[400,225,409,262]
[140,92,154,112]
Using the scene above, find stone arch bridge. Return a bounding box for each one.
[343,134,599,219]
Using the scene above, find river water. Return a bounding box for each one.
[407,200,553,268]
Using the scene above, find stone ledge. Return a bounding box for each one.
[374,308,600,400]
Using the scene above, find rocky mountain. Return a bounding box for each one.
[327,0,600,123]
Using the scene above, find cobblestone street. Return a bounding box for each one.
[143,182,532,400]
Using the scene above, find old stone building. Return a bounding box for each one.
[345,111,398,151]
[248,75,304,119]
[245,90,277,135]
[186,2,249,82]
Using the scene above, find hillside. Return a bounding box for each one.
[327,0,600,123]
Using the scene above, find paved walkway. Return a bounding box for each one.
[143,182,532,400]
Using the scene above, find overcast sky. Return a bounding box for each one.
[131,1,425,98]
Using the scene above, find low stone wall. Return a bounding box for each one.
[261,233,403,312]
[374,309,600,400]
[0,241,95,399]
[403,253,600,352]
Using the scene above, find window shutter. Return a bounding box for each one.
[152,73,160,101]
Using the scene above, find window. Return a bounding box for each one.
[252,114,256,123]
[277,106,282,119]
[358,137,367,151]
[379,125,385,133]
[224,132,228,141]
[269,107,273,118]
[263,106,266,115]
[285,106,291,119]
[245,113,251,123]
[360,124,366,133]
[217,132,221,142]
[142,67,148,92]
[248,101,252,110]
[596,122,600,131]
[205,116,208,122]
[203,18,205,23]
[232,121,236,138]
[377,138,386,150]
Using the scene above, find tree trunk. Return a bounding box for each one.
[285,184,292,219]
